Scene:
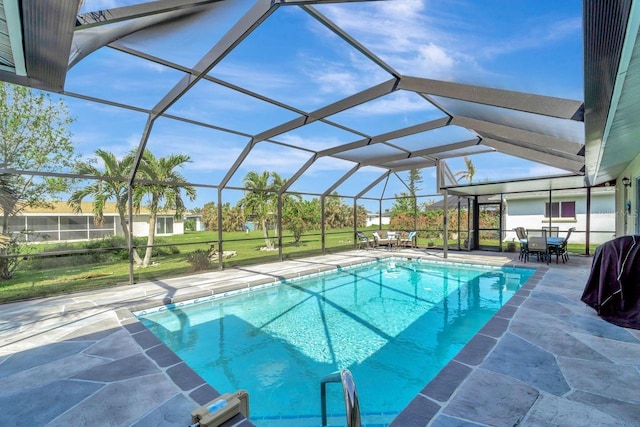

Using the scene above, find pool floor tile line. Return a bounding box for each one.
[1,249,637,426]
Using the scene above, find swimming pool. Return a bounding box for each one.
[136,259,533,426]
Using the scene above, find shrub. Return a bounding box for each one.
[186,249,210,272]
[0,236,23,279]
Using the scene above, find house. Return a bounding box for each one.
[503,187,615,244]
[5,202,184,243]
[366,211,391,227]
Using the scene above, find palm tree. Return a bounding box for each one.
[454,156,476,184]
[134,150,197,267]
[269,171,300,239]
[237,171,274,249]
[68,150,144,265]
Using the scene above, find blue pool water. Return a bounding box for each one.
[136,259,534,426]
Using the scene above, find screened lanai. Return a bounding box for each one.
[0,0,633,293]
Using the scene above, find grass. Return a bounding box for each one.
[0,228,356,303]
[0,227,599,304]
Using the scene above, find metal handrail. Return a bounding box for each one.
[320,369,361,427]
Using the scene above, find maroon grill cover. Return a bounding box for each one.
[581,235,640,329]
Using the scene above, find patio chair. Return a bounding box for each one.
[356,231,370,250]
[399,231,417,248]
[527,229,548,264]
[550,227,575,263]
[514,227,528,262]
[542,226,560,237]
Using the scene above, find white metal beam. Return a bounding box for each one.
[481,137,584,172]
[399,76,584,120]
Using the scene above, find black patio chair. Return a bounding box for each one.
[514,227,528,262]
[551,227,575,263]
[356,231,370,250]
[527,229,548,264]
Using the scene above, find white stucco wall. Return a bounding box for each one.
[366,215,391,227]
[503,190,615,245]
[617,150,640,236]
[131,215,184,237]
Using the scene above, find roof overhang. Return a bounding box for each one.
[584,0,640,185]
[442,174,588,197]
[0,0,80,92]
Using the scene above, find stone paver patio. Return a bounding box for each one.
[0,248,638,426]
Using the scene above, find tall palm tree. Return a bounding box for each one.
[268,171,299,239]
[135,150,196,267]
[68,150,144,265]
[237,171,273,249]
[454,156,476,184]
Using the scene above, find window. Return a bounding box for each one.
[60,216,88,230]
[27,216,58,231]
[156,217,174,235]
[545,201,575,218]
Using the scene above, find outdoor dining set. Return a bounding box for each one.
[356,230,417,250]
[514,226,575,264]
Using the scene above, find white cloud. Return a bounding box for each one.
[320,0,581,85]
[481,17,582,59]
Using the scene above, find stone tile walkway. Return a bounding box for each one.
[0,249,637,426]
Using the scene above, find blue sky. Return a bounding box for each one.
[65,0,584,211]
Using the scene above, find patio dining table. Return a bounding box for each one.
[520,232,565,264]
[546,236,565,264]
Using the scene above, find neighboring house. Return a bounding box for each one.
[5,201,184,243]
[503,187,615,245]
[366,211,391,227]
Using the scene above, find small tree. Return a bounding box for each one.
[283,198,315,243]
[0,174,22,279]
[324,193,352,229]
[408,168,422,193]
[237,171,274,249]
[0,83,76,279]
[391,192,414,215]
[202,201,217,231]
[0,82,77,235]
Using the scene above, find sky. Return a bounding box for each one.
[62,0,584,211]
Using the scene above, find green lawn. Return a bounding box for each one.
[0,228,356,303]
[0,228,598,304]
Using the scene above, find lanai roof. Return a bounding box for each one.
[0,1,635,199]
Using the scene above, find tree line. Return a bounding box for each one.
[0,82,370,278]
[200,171,368,249]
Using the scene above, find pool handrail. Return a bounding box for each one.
[320,369,361,427]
